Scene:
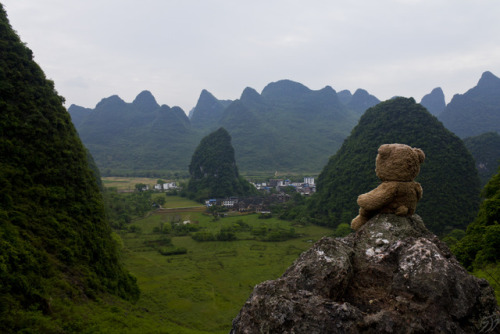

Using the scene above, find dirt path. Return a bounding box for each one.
[155,206,206,214]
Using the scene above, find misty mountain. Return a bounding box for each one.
[189,89,233,131]
[70,80,370,174]
[217,80,359,172]
[68,91,197,172]
[420,87,446,116]
[438,71,500,138]
[345,88,380,115]
[337,89,353,105]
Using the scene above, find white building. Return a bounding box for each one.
[163,182,177,190]
[304,177,315,185]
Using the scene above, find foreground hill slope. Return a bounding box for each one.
[311,97,480,235]
[0,4,138,331]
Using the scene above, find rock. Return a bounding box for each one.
[231,214,499,333]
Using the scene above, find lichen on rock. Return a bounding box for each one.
[231,214,499,333]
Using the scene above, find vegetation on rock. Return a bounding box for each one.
[464,131,500,187]
[309,97,480,235]
[186,128,256,201]
[0,5,138,331]
[452,166,500,270]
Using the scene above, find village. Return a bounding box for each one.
[204,177,316,212]
[146,177,316,213]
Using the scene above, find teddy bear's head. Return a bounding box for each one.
[375,143,425,182]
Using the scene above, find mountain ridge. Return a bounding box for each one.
[68,71,500,175]
[438,71,500,138]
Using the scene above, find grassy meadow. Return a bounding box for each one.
[102,177,168,191]
[111,195,333,333]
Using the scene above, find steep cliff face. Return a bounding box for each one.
[231,214,498,333]
[0,4,138,331]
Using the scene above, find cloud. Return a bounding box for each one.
[3,0,500,111]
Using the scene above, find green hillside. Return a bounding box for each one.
[464,131,500,187]
[310,97,481,235]
[0,4,138,331]
[186,128,256,201]
[452,166,500,269]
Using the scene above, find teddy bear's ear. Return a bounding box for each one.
[413,148,425,163]
[378,144,392,158]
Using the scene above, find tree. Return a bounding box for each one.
[452,166,500,269]
[135,183,147,191]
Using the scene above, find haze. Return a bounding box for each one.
[3,0,500,113]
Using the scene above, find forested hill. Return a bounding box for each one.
[310,97,480,236]
[463,131,500,187]
[0,4,138,331]
[186,127,257,201]
[69,81,380,174]
[438,71,500,138]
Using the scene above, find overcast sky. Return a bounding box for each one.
[3,0,500,113]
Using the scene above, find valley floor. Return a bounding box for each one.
[107,196,333,333]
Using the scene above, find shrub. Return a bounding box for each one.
[216,227,237,241]
[192,231,216,241]
[158,247,187,256]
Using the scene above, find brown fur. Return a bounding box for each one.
[351,144,425,231]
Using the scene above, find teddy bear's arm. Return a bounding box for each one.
[415,183,423,200]
[357,182,397,211]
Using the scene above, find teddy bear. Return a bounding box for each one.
[351,143,425,231]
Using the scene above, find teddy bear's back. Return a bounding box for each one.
[379,181,423,215]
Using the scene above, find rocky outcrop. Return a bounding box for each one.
[231,214,499,333]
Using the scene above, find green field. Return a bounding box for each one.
[157,195,205,209]
[115,201,333,333]
[102,177,160,191]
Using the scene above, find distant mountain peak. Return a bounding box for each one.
[95,95,126,109]
[347,89,380,115]
[337,90,353,105]
[240,87,262,103]
[133,90,159,112]
[319,85,336,94]
[261,79,310,99]
[190,89,231,130]
[198,89,216,101]
[477,70,500,88]
[420,87,445,116]
[439,71,500,137]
